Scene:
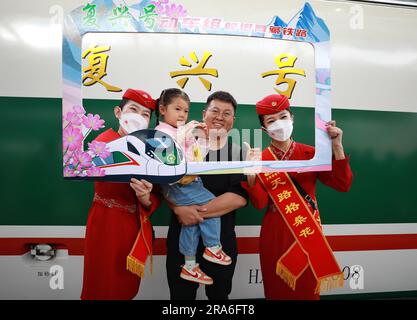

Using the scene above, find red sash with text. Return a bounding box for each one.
[258,147,344,293]
[127,207,154,278]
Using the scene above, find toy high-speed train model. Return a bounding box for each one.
[92,129,187,184]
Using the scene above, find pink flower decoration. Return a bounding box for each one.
[73,105,86,115]
[63,151,72,164]
[165,3,187,18]
[65,112,82,126]
[63,166,76,177]
[88,140,111,159]
[86,166,106,177]
[78,170,88,177]
[82,113,105,131]
[73,150,92,168]
[63,126,83,151]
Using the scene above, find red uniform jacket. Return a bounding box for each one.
[242,141,353,300]
[81,129,161,300]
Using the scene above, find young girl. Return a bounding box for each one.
[155,88,232,286]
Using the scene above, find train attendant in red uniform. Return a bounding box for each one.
[242,94,353,300]
[81,88,162,300]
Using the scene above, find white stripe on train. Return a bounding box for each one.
[1,223,417,238]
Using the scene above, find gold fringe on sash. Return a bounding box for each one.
[127,255,145,278]
[314,272,344,294]
[276,261,297,291]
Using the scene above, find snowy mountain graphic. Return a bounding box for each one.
[267,2,329,42]
[270,15,286,29]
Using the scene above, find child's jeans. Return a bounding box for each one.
[161,177,220,257]
[179,216,221,257]
[161,176,214,206]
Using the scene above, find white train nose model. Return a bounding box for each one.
[93,129,187,184]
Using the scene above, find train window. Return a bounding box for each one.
[93,153,114,166]
[146,138,172,150]
[127,142,140,156]
[146,137,180,166]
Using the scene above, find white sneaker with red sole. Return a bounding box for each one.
[180,264,213,285]
[203,246,232,266]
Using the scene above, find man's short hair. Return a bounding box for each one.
[206,91,237,112]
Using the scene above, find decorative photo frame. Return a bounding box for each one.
[63,0,331,182]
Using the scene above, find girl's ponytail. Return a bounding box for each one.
[154,97,161,126]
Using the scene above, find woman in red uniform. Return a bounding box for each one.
[242,94,353,300]
[81,89,161,300]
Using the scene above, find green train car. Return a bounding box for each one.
[0,0,416,299]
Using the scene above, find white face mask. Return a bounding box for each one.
[119,112,149,134]
[266,119,293,141]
